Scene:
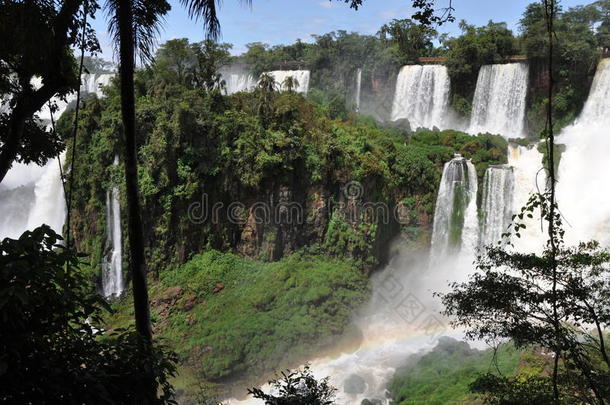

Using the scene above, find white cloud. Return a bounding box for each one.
[318,1,339,9]
[378,9,398,20]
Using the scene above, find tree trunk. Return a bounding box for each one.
[117,0,156,400]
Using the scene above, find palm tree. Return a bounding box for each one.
[282,75,299,92]
[104,0,372,400]
[104,0,241,400]
[258,72,277,92]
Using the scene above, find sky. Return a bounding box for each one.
[90,0,590,59]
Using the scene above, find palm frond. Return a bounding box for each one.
[180,0,221,40]
[105,0,171,65]
[181,0,251,40]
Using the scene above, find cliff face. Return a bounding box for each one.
[62,88,505,282]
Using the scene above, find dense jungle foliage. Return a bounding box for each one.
[46,0,610,400]
[58,37,508,394]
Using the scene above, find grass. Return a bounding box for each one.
[388,338,523,405]
[106,250,370,384]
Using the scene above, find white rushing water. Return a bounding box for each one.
[222,70,258,95]
[430,155,479,260]
[354,68,362,112]
[390,65,451,130]
[0,73,114,241]
[469,63,529,138]
[507,143,547,253]
[480,165,514,247]
[557,58,610,247]
[267,70,311,94]
[230,58,610,405]
[101,155,124,298]
[220,69,311,95]
[230,156,480,405]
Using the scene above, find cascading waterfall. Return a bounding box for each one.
[267,70,311,94]
[25,152,67,236]
[469,63,529,138]
[354,68,362,111]
[507,143,547,253]
[221,70,258,95]
[230,155,480,405]
[101,155,124,298]
[231,58,610,405]
[390,65,450,130]
[0,73,114,242]
[557,58,610,246]
[430,155,479,260]
[479,165,514,247]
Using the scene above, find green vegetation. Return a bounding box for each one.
[521,1,608,134]
[62,51,507,277]
[248,364,337,404]
[107,251,369,388]
[442,194,610,403]
[0,226,176,404]
[388,338,523,405]
[442,21,519,116]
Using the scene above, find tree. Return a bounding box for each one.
[0,226,177,403]
[105,0,171,400]
[441,1,610,403]
[379,18,438,64]
[282,75,299,92]
[443,20,518,106]
[83,56,116,73]
[248,365,337,405]
[190,40,232,91]
[0,0,99,184]
[155,38,194,85]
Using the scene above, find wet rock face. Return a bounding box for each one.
[344,374,367,395]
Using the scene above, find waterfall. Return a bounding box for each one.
[557,58,610,246]
[101,155,124,298]
[507,143,546,253]
[355,68,362,111]
[37,73,115,123]
[430,155,479,260]
[390,65,450,130]
[480,165,514,247]
[229,157,480,405]
[0,73,114,241]
[267,70,311,94]
[221,70,258,95]
[469,63,529,138]
[25,153,67,235]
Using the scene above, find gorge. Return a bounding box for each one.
[2,54,610,404]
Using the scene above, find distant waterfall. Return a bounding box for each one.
[222,71,258,95]
[354,68,362,111]
[101,155,124,298]
[469,63,529,138]
[557,58,610,246]
[268,70,311,94]
[480,165,514,247]
[391,65,450,129]
[430,155,479,259]
[37,73,115,123]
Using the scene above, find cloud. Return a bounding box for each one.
[378,9,398,20]
[318,1,339,9]
[312,17,328,24]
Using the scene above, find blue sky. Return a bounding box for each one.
[90,0,590,59]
